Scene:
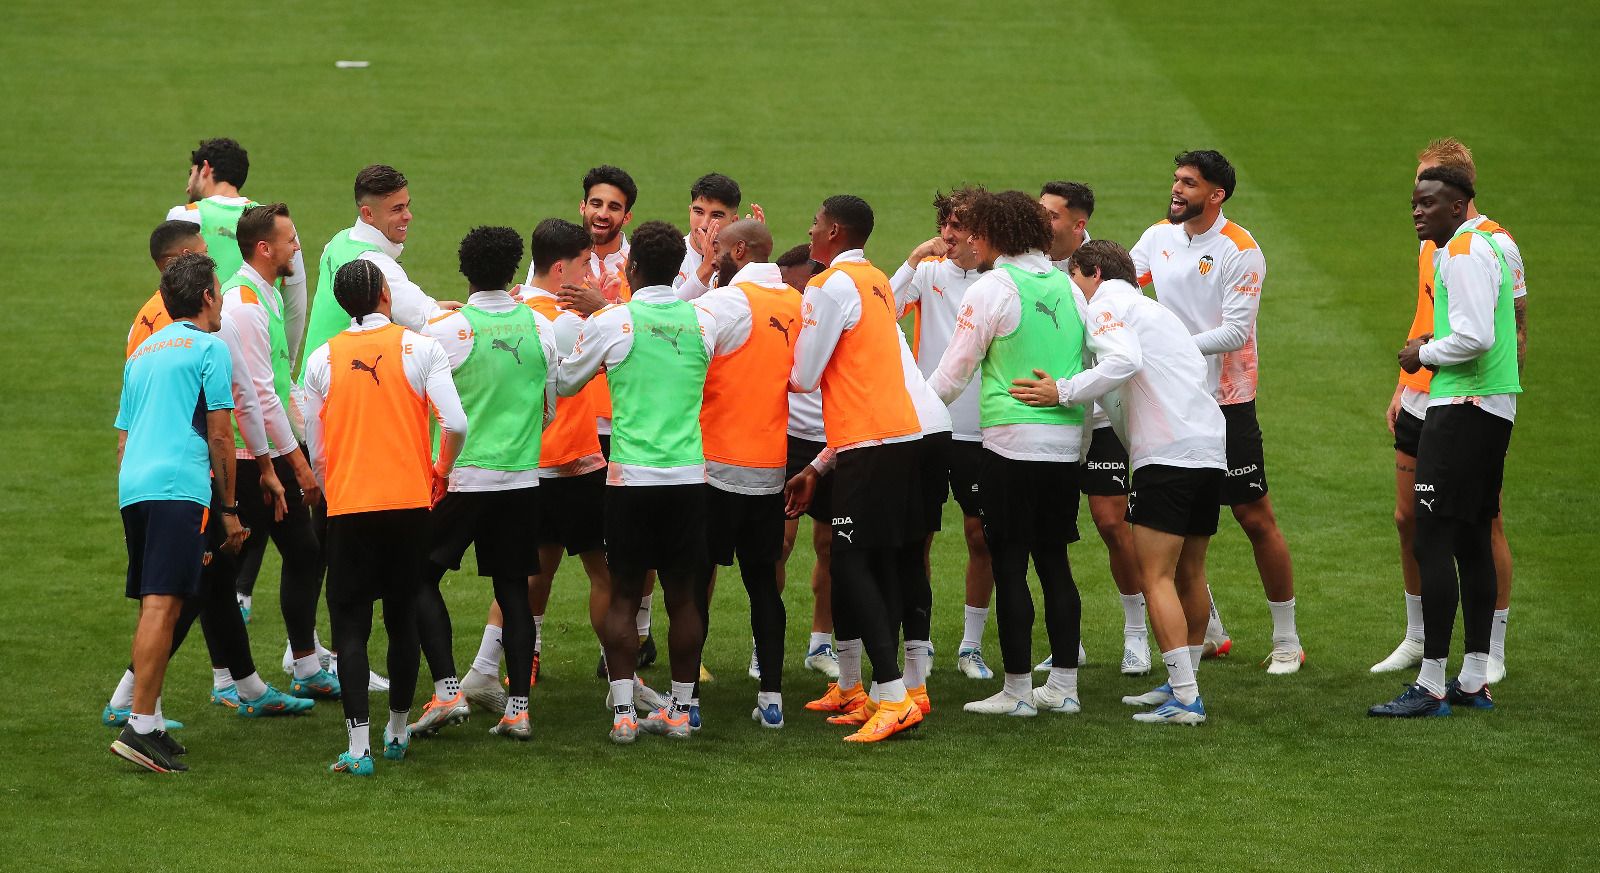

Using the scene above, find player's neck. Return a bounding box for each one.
[242,257,273,282]
[208,182,241,200]
[1047,234,1082,261]
[1466,202,1481,220]
[529,274,559,294]
[592,234,623,258]
[1183,209,1220,239]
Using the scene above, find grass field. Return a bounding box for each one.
[2,1,1597,869]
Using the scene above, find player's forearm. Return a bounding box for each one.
[1514,296,1527,374]
[1191,318,1251,356]
[206,412,237,505]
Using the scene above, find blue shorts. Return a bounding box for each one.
[121,499,207,600]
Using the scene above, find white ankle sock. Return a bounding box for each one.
[1120,593,1147,635]
[506,696,528,718]
[235,672,268,700]
[1417,658,1447,696]
[1206,585,1227,637]
[670,680,695,708]
[292,654,321,681]
[472,625,503,676]
[129,711,158,735]
[1163,648,1198,705]
[1003,673,1031,699]
[1490,608,1509,662]
[212,667,234,689]
[903,639,932,688]
[877,678,907,703]
[757,691,782,709]
[435,676,461,700]
[1047,667,1078,698]
[635,595,653,638]
[1404,593,1425,642]
[1187,645,1204,675]
[111,669,136,709]
[1459,652,1490,693]
[237,593,251,612]
[533,615,544,654]
[960,606,988,651]
[1268,597,1299,644]
[836,638,863,691]
[346,717,371,757]
[385,709,409,743]
[609,679,634,710]
[808,631,832,651]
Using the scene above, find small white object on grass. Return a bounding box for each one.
[335,60,370,69]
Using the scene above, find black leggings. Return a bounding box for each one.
[737,550,786,694]
[156,545,256,679]
[234,463,324,654]
[988,534,1081,676]
[897,541,931,642]
[415,562,534,699]
[329,592,420,725]
[1415,512,1496,660]
[829,547,902,684]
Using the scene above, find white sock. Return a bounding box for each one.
[154,696,164,722]
[1404,593,1425,642]
[385,709,409,743]
[877,678,907,703]
[346,717,371,757]
[129,711,158,735]
[472,625,503,676]
[808,631,832,652]
[960,606,988,651]
[235,672,268,700]
[836,638,863,691]
[506,696,529,718]
[1120,594,1147,636]
[1417,658,1447,696]
[1163,648,1198,706]
[1047,667,1078,699]
[533,615,544,654]
[237,593,251,611]
[1490,608,1509,662]
[757,690,782,710]
[1206,585,1228,637]
[670,680,695,709]
[904,639,932,688]
[1459,652,1490,693]
[609,679,634,710]
[435,676,461,700]
[212,667,234,689]
[1268,597,1299,645]
[292,654,322,681]
[1188,645,1204,675]
[111,669,136,709]
[635,594,653,638]
[1002,672,1031,699]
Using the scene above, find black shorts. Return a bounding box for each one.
[786,435,834,523]
[122,499,207,599]
[428,486,542,578]
[705,484,785,566]
[1127,465,1223,537]
[1080,426,1131,497]
[944,437,983,518]
[1394,408,1425,458]
[237,453,319,542]
[916,431,954,534]
[324,508,430,604]
[976,449,1081,545]
[604,483,707,576]
[1414,404,1513,522]
[1221,400,1270,505]
[598,432,610,461]
[534,469,605,556]
[829,439,923,552]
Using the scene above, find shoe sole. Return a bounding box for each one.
[411,710,470,736]
[110,740,180,773]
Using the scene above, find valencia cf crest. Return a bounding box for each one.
[1197,255,1215,276]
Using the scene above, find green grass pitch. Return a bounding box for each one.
[1,1,1597,869]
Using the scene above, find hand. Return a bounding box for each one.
[908,236,949,265]
[696,218,721,261]
[744,203,765,223]
[1008,369,1061,407]
[291,452,322,507]
[1385,386,1403,436]
[508,286,525,303]
[430,465,450,507]
[260,467,288,522]
[784,467,818,518]
[221,513,249,555]
[1398,337,1427,374]
[557,281,608,316]
[437,300,465,311]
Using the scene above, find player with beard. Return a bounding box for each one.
[889,187,995,682]
[1370,167,1520,717]
[1131,150,1304,674]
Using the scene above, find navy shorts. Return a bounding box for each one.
[122,499,207,599]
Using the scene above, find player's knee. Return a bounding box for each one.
[1394,505,1415,537]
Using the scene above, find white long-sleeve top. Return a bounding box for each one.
[169,195,309,355]
[674,237,713,300]
[300,313,467,488]
[1131,213,1265,405]
[789,249,918,453]
[220,263,300,460]
[513,284,605,478]
[696,262,791,494]
[216,312,271,457]
[556,284,719,486]
[346,220,443,332]
[422,290,560,492]
[925,251,1082,463]
[1049,279,1225,472]
[1417,220,1518,423]
[891,256,981,441]
[1048,244,1112,432]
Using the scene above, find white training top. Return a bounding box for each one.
[1417,219,1519,424]
[346,220,443,332]
[926,250,1083,463]
[891,256,981,441]
[220,262,301,459]
[674,234,713,301]
[1131,213,1266,406]
[169,195,310,356]
[300,313,468,488]
[526,233,629,436]
[1053,279,1226,472]
[512,284,605,479]
[556,283,720,486]
[422,290,560,492]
